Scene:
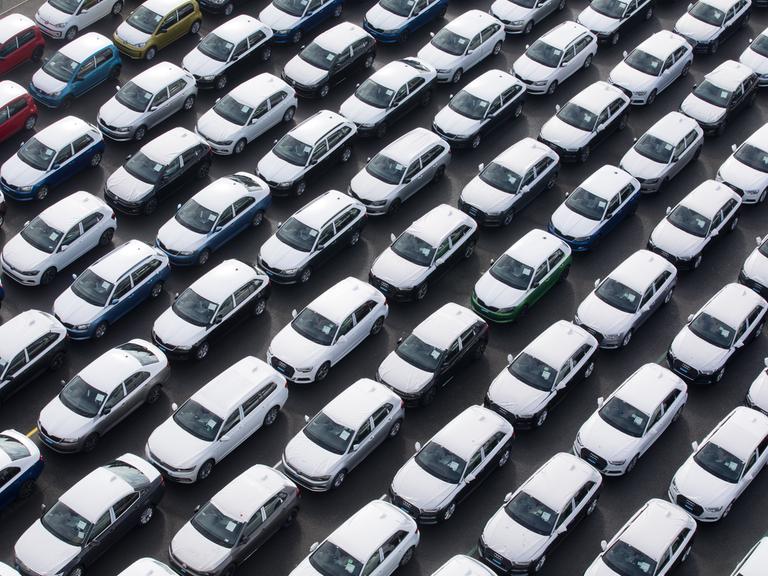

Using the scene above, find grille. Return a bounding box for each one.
[676,494,703,516]
[672,359,699,379]
[390,494,419,517]
[270,355,295,377]
[153,333,177,352]
[474,296,499,312]
[38,425,62,443]
[580,448,607,470]
[156,239,181,256]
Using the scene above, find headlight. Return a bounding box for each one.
[53,22,66,28]
[705,506,723,512]
[19,186,34,192]
[134,41,147,48]
[368,200,387,207]
[59,437,79,444]
[295,366,313,373]
[609,459,626,466]
[510,20,524,25]
[436,68,450,74]
[573,313,582,325]
[201,75,216,81]
[73,324,90,330]
[532,80,548,86]
[115,126,131,133]
[175,344,193,352]
[670,478,678,492]
[177,250,195,256]
[276,181,293,189]
[218,140,233,145]
[20,269,39,276]
[276,29,292,34]
[49,90,62,97]
[281,268,299,274]
[642,178,661,185]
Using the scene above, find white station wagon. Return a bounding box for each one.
[730,537,768,575]
[739,234,768,298]
[716,122,768,204]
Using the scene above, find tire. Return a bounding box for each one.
[283,106,296,123]
[16,478,35,500]
[692,145,702,161]
[82,433,99,453]
[709,38,719,54]
[492,41,503,56]
[498,447,510,467]
[340,145,352,163]
[111,0,123,14]
[49,351,66,370]
[60,96,72,110]
[583,54,593,69]
[197,249,210,266]
[584,360,595,379]
[190,20,201,35]
[717,120,727,137]
[143,197,158,215]
[721,501,732,518]
[399,547,415,567]
[388,198,402,215]
[442,502,456,521]
[621,330,633,348]
[535,410,548,428]
[319,84,330,98]
[98,228,114,246]
[138,505,154,526]
[300,267,312,284]
[558,0,566,9]
[233,139,247,155]
[610,31,620,46]
[196,160,211,179]
[109,64,121,79]
[331,469,347,489]
[399,29,408,43]
[681,545,692,563]
[253,297,266,316]
[315,361,331,382]
[363,54,374,68]
[547,80,558,95]
[471,134,482,149]
[663,285,674,304]
[545,171,558,190]
[625,455,638,474]
[35,185,49,201]
[728,216,739,232]
[251,210,264,227]
[416,282,428,300]
[40,267,57,286]
[388,419,402,438]
[68,565,84,576]
[502,210,515,226]
[90,152,102,167]
[291,29,302,44]
[681,62,690,77]
[146,385,161,405]
[263,406,280,427]
[221,566,236,576]
[349,229,361,246]
[264,45,274,60]
[24,114,37,130]
[646,89,657,105]
[194,341,210,361]
[183,94,195,111]
[144,46,157,61]
[673,406,683,422]
[150,281,163,298]
[283,507,299,528]
[586,497,598,515]
[65,26,77,41]
[214,75,227,91]
[692,254,702,269]
[463,240,476,259]
[31,45,44,63]
[134,125,147,141]
[523,20,533,34]
[295,180,307,196]
[94,321,108,340]
[197,459,214,482]
[223,2,233,15]
[558,265,570,283]
[420,384,437,406]
[370,316,385,336]
[451,69,463,84]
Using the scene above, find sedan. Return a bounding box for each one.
[364,0,448,43]
[0,430,44,511]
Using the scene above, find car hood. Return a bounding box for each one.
[650,219,704,259]
[680,94,725,124]
[578,7,620,34]
[483,508,548,563]
[339,96,387,126]
[15,520,80,576]
[197,110,241,142]
[670,326,730,373]
[53,288,103,325]
[743,250,768,286]
[115,21,152,46]
[391,459,455,510]
[260,235,309,270]
[620,148,666,180]
[170,523,230,573]
[719,156,768,193]
[584,559,622,576]
[540,117,591,150]
[289,560,323,576]
[491,0,532,20]
[474,272,525,309]
[284,431,343,477]
[107,167,155,202]
[148,418,212,469]
[377,351,433,394]
[487,370,548,416]
[551,204,600,238]
[183,49,226,78]
[366,4,407,30]
[349,168,398,202]
[576,293,633,337]
[461,176,514,214]
[39,396,95,440]
[578,413,638,462]
[748,371,768,410]
[284,56,327,87]
[258,151,304,184]
[740,48,768,75]
[36,2,69,26]
[371,248,429,288]
[259,3,300,30]
[1,154,45,187]
[513,54,554,82]
[157,218,206,253]
[433,106,482,138]
[673,458,736,507]
[270,325,328,369]
[153,308,205,348]
[2,234,50,272]
[31,69,68,95]
[675,13,719,42]
[417,43,461,71]
[98,97,144,128]
[609,61,657,93]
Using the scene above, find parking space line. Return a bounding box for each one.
[26,427,38,438]
[1,0,35,17]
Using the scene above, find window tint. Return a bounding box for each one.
[639,286,654,307]
[468,33,482,51]
[382,531,407,558]
[653,270,672,292]
[112,492,138,518]
[406,77,425,93]
[574,481,595,504]
[354,418,373,445]
[8,98,27,117]
[327,126,351,148]
[547,249,564,270]
[104,384,126,410]
[243,509,263,536]
[449,225,470,246]
[310,139,329,163]
[354,300,376,323]
[684,130,699,147]
[262,494,283,518]
[487,96,502,115]
[55,144,73,165]
[7,351,27,375]
[556,501,574,527]
[0,467,20,488]
[532,264,548,286]
[362,551,382,576]
[338,314,355,337]
[151,88,169,107]
[81,212,103,232]
[217,295,236,319]
[61,225,81,246]
[216,206,235,227]
[247,30,267,48]
[460,325,477,348]
[233,281,257,306]
[501,85,522,102]
[17,29,36,46]
[608,99,625,115]
[465,449,483,475]
[420,145,444,166]
[333,207,360,231]
[26,333,56,361]
[317,224,334,246]
[268,91,287,107]
[232,40,248,58]
[177,3,194,19]
[404,160,421,180]
[221,410,241,435]
[372,404,392,427]
[242,382,277,416]
[124,371,150,394]
[72,134,94,154]
[661,389,680,413]
[351,38,371,56]
[671,528,691,553]
[94,48,113,67]
[481,431,504,456]
[90,511,111,539]
[232,196,255,216]
[435,238,451,259]
[572,343,592,364]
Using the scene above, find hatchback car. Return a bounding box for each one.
[389,405,514,523]
[340,57,436,137]
[14,453,163,576]
[431,556,495,576]
[196,73,297,155]
[619,111,703,193]
[282,378,404,490]
[432,69,525,149]
[0,14,45,75]
[583,499,696,576]
[513,21,597,94]
[283,22,375,98]
[609,30,693,106]
[459,137,559,226]
[105,127,212,215]
[97,61,197,142]
[578,0,654,45]
[0,81,38,144]
[485,320,597,429]
[182,15,273,91]
[349,128,450,214]
[740,27,768,86]
[574,363,687,475]
[169,464,299,575]
[38,339,169,453]
[267,277,388,383]
[717,123,768,204]
[369,203,478,301]
[747,360,768,414]
[35,0,123,41]
[648,180,741,270]
[479,452,602,574]
[0,115,104,202]
[116,559,176,576]
[730,537,768,576]
[113,0,203,61]
[377,303,488,405]
[364,0,448,43]
[30,33,120,109]
[674,0,751,53]
[257,110,356,196]
[258,189,366,284]
[53,239,170,340]
[472,229,571,323]
[490,0,566,35]
[0,430,44,511]
[667,282,767,383]
[576,249,677,348]
[669,406,768,521]
[739,235,768,297]
[259,0,343,45]
[549,165,640,251]
[157,173,270,266]
[0,310,67,406]
[417,10,504,84]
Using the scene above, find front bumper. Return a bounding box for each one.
[0,178,40,201]
[634,175,664,193]
[281,458,333,491]
[281,72,326,98]
[113,38,149,60]
[518,77,551,94]
[199,0,232,12]
[548,223,596,252]
[37,424,85,453]
[146,449,198,483]
[738,269,768,298]
[97,117,136,141]
[28,85,65,108]
[458,198,507,226]
[667,352,720,384]
[388,490,441,524]
[539,138,583,162]
[575,445,627,476]
[368,272,418,302]
[647,241,698,270]
[156,239,201,266]
[259,260,304,284]
[483,396,534,429]
[471,293,520,323]
[432,123,476,148]
[477,537,531,574]
[152,332,198,360]
[35,20,65,38]
[363,22,403,43]
[267,353,315,383]
[671,491,722,521]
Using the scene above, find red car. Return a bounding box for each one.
[0,13,45,76]
[0,80,37,143]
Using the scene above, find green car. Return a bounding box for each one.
[471,229,572,323]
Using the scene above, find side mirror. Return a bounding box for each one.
[763,357,768,369]
[465,472,477,482]
[435,256,447,266]
[665,206,672,215]
[115,84,120,91]
[71,273,77,281]
[351,443,360,451]
[521,185,530,194]
[110,297,121,305]
[277,221,283,228]
[503,492,513,503]
[507,353,514,364]
[555,104,561,113]
[477,162,485,172]
[429,32,435,38]
[304,414,310,423]
[316,243,325,251]
[171,402,178,411]
[60,379,66,387]
[414,441,422,452]
[731,143,738,153]
[150,105,158,111]
[525,44,530,50]
[691,440,699,452]
[52,164,61,170]
[556,525,568,535]
[597,396,604,407]
[467,48,475,55]
[125,153,133,161]
[310,542,319,553]
[291,309,298,319]
[600,540,608,552]
[687,2,693,9]
[692,83,698,90]
[59,244,68,252]
[194,504,201,512]
[671,155,679,163]
[174,292,180,301]
[632,137,637,143]
[214,225,223,232]
[390,232,397,243]
[220,434,231,442]
[687,313,694,323]
[594,278,601,289]
[397,336,403,344]
[41,503,47,516]
[102,406,112,415]
[622,50,628,59]
[213,315,223,325]
[734,341,743,349]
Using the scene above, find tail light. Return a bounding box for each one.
[110,212,116,220]
[400,398,405,409]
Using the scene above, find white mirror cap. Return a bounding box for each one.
[555,104,561,112]
[666,206,672,215]
[71,273,77,280]
[600,540,608,552]
[177,203,182,210]
[507,353,514,364]
[756,235,763,246]
[594,278,601,288]
[414,441,422,452]
[310,542,319,552]
[687,313,694,322]
[691,440,699,451]
[732,143,738,153]
[390,232,397,243]
[622,50,628,59]
[503,492,513,502]
[597,396,604,407]
[291,308,298,318]
[429,31,435,37]
[749,38,754,43]
[304,414,310,423]
[525,44,530,50]
[478,162,485,172]
[171,402,178,411]
[763,357,768,368]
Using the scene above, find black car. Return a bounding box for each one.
[674,0,752,53]
[578,0,656,45]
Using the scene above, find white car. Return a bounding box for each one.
[539,80,629,163]
[1,191,115,286]
[619,111,703,193]
[267,277,388,383]
[289,500,419,576]
[432,69,525,149]
[490,0,566,36]
[146,356,288,483]
[459,137,559,226]
[478,452,602,574]
[746,359,768,414]
[577,0,654,45]
[574,363,688,475]
[35,0,122,40]
[740,26,768,86]
[116,559,176,576]
[667,282,768,384]
[648,180,741,270]
[576,249,677,348]
[97,61,197,142]
[368,203,478,301]
[417,9,505,84]
[485,320,597,429]
[668,406,768,521]
[583,499,696,576]
[430,556,495,576]
[717,123,768,204]
[739,235,768,297]
[0,430,43,507]
[348,128,450,214]
[512,21,597,95]
[182,15,273,91]
[674,0,752,53]
[609,31,693,105]
[282,378,405,491]
[731,537,768,575]
[389,405,514,523]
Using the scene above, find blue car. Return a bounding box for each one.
[29,32,121,109]
[53,239,171,340]
[259,0,344,44]
[0,430,44,511]
[364,0,448,43]
[0,115,104,202]
[548,165,641,251]
[156,172,272,266]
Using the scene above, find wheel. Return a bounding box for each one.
[753,321,764,341]
[90,152,102,167]
[150,281,163,298]
[197,459,214,482]
[388,198,402,215]
[263,406,280,427]
[31,45,44,62]
[498,448,510,468]
[190,20,201,35]
[399,547,415,567]
[681,62,690,77]
[109,64,121,79]
[111,0,123,14]
[533,556,546,573]
[146,385,161,405]
[214,75,227,91]
[714,368,725,383]
[513,102,523,118]
[376,123,387,138]
[319,84,330,98]
[253,297,266,316]
[471,134,482,149]
[370,316,385,336]
[472,339,487,360]
[333,2,343,17]
[618,114,628,131]
[759,189,768,204]
[283,507,299,528]
[349,229,361,246]
[331,469,347,489]
[492,41,502,56]
[98,228,114,246]
[251,210,264,227]
[625,455,638,474]
[340,146,352,163]
[40,267,57,286]
[363,54,374,68]
[584,361,595,379]
[388,419,402,438]
[82,433,99,453]
[315,361,331,382]
[610,31,620,45]
[134,125,147,141]
[35,185,49,201]
[535,410,548,428]
[68,565,84,576]
[579,145,591,164]
[433,165,446,182]
[291,29,302,44]
[729,216,739,232]
[196,161,211,179]
[138,505,154,525]
[24,114,37,130]
[545,171,558,190]
[283,106,296,123]
[442,502,456,521]
[523,20,533,34]
[194,341,210,361]
[451,69,463,84]
[16,478,35,500]
[65,26,78,41]
[583,54,593,69]
[692,254,702,269]
[663,285,674,304]
[416,282,428,300]
[547,80,558,95]
[709,38,719,54]
[463,240,476,259]
[144,46,157,61]
[0,213,4,227]
[621,330,633,348]
[681,545,692,563]
[646,89,657,105]
[558,0,566,9]
[49,351,65,370]
[233,138,247,155]
[223,2,233,16]
[295,180,307,196]
[183,94,195,111]
[300,267,312,284]
[60,96,72,110]
[420,384,437,406]
[143,197,158,215]
[197,249,210,266]
[586,497,598,515]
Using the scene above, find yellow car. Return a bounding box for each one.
[113,0,202,60]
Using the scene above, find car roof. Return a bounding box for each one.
[463,69,521,101]
[291,110,349,145]
[699,0,739,11]
[647,111,698,144]
[505,228,568,268]
[705,406,768,461]
[570,81,626,114]
[78,343,149,394]
[208,14,268,43]
[495,137,557,173]
[432,555,496,576]
[193,175,258,213]
[315,22,369,54]
[0,310,62,361]
[228,73,291,108]
[0,80,26,107]
[116,559,176,576]
[580,165,635,199]
[132,61,189,91]
[328,500,415,562]
[190,259,258,303]
[445,9,500,37]
[744,122,768,150]
[142,0,189,16]
[615,363,686,416]
[705,59,754,92]
[608,249,675,294]
[193,356,282,418]
[678,180,740,219]
[382,127,447,165]
[38,191,108,232]
[637,31,689,60]
[295,189,360,228]
[735,537,768,576]
[369,59,423,91]
[704,282,767,328]
[523,452,601,512]
[432,405,512,461]
[413,303,484,350]
[210,464,289,522]
[322,379,399,430]
[407,203,475,248]
[59,464,135,523]
[526,320,596,368]
[541,20,592,50]
[59,32,113,63]
[35,116,96,150]
[141,127,205,165]
[91,240,159,283]
[619,499,695,561]
[308,277,384,325]
[0,13,35,44]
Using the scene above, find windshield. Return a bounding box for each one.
[633,133,674,164]
[395,334,442,372]
[197,33,234,62]
[599,397,648,438]
[590,0,627,17]
[20,216,62,254]
[59,375,106,418]
[115,81,152,113]
[366,154,405,185]
[504,492,557,536]
[489,254,533,290]
[0,435,30,460]
[71,270,114,308]
[300,42,336,70]
[127,5,162,34]
[276,217,318,252]
[124,152,164,184]
[176,200,218,235]
[291,308,337,346]
[603,541,657,576]
[479,162,521,194]
[449,90,489,120]
[595,278,641,314]
[688,312,734,348]
[173,399,223,442]
[735,143,768,173]
[18,137,54,171]
[557,103,598,132]
[42,502,92,547]
[191,503,243,548]
[273,0,308,16]
[415,441,466,484]
[380,0,415,16]
[431,29,469,56]
[213,95,253,126]
[391,232,435,267]
[624,49,663,76]
[693,80,731,107]
[42,52,78,82]
[309,542,363,576]
[48,0,79,14]
[172,289,218,327]
[304,412,354,455]
[526,40,562,68]
[273,134,312,166]
[667,205,710,238]
[750,34,768,57]
[566,187,608,220]
[508,352,557,392]
[355,79,394,109]
[694,442,744,483]
[689,1,725,26]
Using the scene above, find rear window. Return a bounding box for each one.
[0,435,30,461]
[116,342,159,366]
[104,460,149,488]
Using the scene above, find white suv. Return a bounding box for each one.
[716,122,768,204]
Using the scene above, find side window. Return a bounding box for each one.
[362,551,383,576]
[556,359,573,384]
[17,29,36,47]
[670,528,691,553]
[663,55,675,71]
[532,264,548,285]
[7,351,27,375]
[481,431,504,457]
[534,156,554,177]
[722,198,738,216]
[647,405,664,429]
[78,58,96,77]
[338,314,355,337]
[124,371,150,394]
[572,343,592,365]
[328,126,352,148]
[351,38,369,57]
[684,130,699,148]
[232,196,255,216]
[242,382,277,416]
[354,300,376,324]
[112,277,133,300]
[26,334,55,361]
[81,212,103,232]
[404,160,421,181]
[661,389,680,413]
[333,207,360,232]
[406,77,425,93]
[672,139,686,160]
[672,46,688,62]
[316,224,335,247]
[619,183,636,203]
[605,194,620,216]
[465,449,483,476]
[162,11,178,29]
[354,418,373,445]
[372,404,392,427]
[262,494,284,518]
[392,84,408,105]
[710,209,723,229]
[481,24,501,42]
[268,91,287,108]
[55,144,74,165]
[243,509,264,537]
[216,206,235,228]
[131,259,161,286]
[501,84,522,103]
[608,99,624,115]
[306,0,322,10]
[104,384,126,410]
[547,249,564,270]
[221,410,241,436]
[442,339,461,365]
[252,100,269,119]
[310,139,329,163]
[8,98,26,117]
[232,39,248,58]
[61,224,82,246]
[0,467,20,488]
[449,225,470,246]
[247,30,267,48]
[168,79,186,97]
[217,295,236,319]
[575,36,592,52]
[744,450,759,474]
[181,146,202,165]
[639,286,654,307]
[487,96,502,115]
[596,108,610,127]
[735,320,748,342]
[757,433,768,456]
[151,88,170,107]
[459,325,477,348]
[556,501,574,527]
[177,3,194,19]
[435,238,451,260]
[94,48,113,67]
[574,481,595,505]
[72,134,95,155]
[562,45,576,63]
[112,493,139,518]
[420,145,444,167]
[90,511,112,540]
[653,270,672,292]
[468,33,482,51]
[382,532,407,559]
[747,306,762,326]
[233,281,256,306]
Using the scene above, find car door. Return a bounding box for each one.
[331,46,354,84]
[649,270,673,313]
[109,491,142,539]
[465,33,484,69]
[217,408,246,458]
[599,194,621,237]
[412,0,430,26]
[98,382,128,432]
[332,313,357,360]
[351,299,377,344]
[210,205,237,249]
[228,39,249,76]
[175,4,197,42]
[70,133,98,172]
[147,86,174,126]
[635,284,656,326]
[348,416,375,468]
[416,146,442,186]
[532,155,556,196]
[155,10,179,49]
[387,83,409,124]
[375,531,410,575]
[265,90,289,130]
[241,381,278,430]
[50,143,74,186]
[446,224,472,267]
[536,248,566,298]
[306,137,330,178]
[330,206,362,252]
[208,294,237,340]
[0,466,22,509]
[235,507,266,562]
[400,158,424,199]
[57,222,85,268]
[81,509,113,565]
[668,138,688,179]
[591,106,612,147]
[92,48,115,84]
[129,258,163,302]
[72,56,96,97]
[369,403,395,448]
[551,358,573,403]
[642,389,680,454]
[245,99,270,141]
[0,350,29,398]
[658,54,677,91]
[402,76,426,116]
[303,0,325,29]
[666,529,693,572]
[78,0,108,28]
[481,24,502,57]
[476,432,506,482]
[326,125,353,165]
[105,274,135,322]
[80,211,106,250]
[3,97,29,135]
[311,221,336,266]
[157,155,184,198]
[457,449,483,501]
[230,196,257,235]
